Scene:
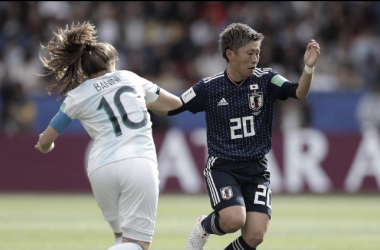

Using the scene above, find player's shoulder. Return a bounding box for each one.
[253,68,294,87]
[117,70,154,86]
[202,70,225,84]
[66,81,84,97]
[113,70,138,79]
[252,67,277,78]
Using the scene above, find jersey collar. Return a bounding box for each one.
[225,69,249,86]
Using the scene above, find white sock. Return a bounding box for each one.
[107,242,143,250]
[115,235,123,245]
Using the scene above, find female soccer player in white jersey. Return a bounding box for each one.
[34,21,182,250]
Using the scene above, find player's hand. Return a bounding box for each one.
[35,134,55,153]
[304,39,320,68]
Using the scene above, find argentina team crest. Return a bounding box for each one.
[248,92,263,115]
[220,186,233,200]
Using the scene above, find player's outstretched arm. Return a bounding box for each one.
[146,88,182,116]
[34,125,59,153]
[296,39,321,99]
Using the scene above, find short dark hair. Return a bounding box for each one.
[219,23,264,63]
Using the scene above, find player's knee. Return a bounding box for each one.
[226,220,245,233]
[220,214,245,233]
[219,206,246,233]
[246,231,265,247]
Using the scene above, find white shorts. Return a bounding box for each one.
[88,157,159,242]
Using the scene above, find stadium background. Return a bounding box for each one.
[1,2,380,250]
[1,1,379,194]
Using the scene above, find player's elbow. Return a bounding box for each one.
[296,91,309,100]
[168,97,183,110]
[297,94,308,100]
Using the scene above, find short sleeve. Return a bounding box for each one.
[180,81,207,114]
[139,76,160,103]
[268,72,298,101]
[59,94,79,119]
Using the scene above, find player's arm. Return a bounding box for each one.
[146,88,183,116]
[296,39,321,99]
[148,82,206,116]
[35,109,73,154]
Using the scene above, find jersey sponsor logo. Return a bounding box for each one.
[220,186,233,200]
[270,74,289,87]
[182,87,196,103]
[217,98,229,106]
[248,92,263,115]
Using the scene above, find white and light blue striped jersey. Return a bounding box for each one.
[180,68,298,162]
[51,70,160,175]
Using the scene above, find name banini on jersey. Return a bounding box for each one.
[58,70,159,175]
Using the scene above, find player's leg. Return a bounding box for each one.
[225,182,272,249]
[186,204,246,249]
[88,163,123,245]
[224,212,270,250]
[217,205,246,233]
[243,212,270,246]
[187,156,246,250]
[118,157,159,250]
[113,230,123,244]
[202,157,247,234]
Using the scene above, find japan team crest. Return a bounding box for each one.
[248,92,263,115]
[220,186,233,200]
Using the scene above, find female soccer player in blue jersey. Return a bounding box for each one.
[148,23,321,250]
[34,21,182,250]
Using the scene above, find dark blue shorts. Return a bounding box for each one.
[204,156,272,218]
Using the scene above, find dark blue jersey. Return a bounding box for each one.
[180,68,299,161]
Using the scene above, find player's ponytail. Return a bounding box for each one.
[39,21,117,98]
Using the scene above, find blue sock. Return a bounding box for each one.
[224,236,256,250]
[201,211,226,235]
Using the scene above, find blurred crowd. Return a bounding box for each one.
[1,1,380,135]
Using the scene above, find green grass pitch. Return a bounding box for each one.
[0,193,379,250]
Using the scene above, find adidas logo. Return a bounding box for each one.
[218,98,229,106]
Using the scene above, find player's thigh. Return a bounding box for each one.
[119,157,159,242]
[88,163,121,220]
[240,181,271,240]
[118,157,159,218]
[242,182,272,217]
[242,211,270,240]
[205,168,245,212]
